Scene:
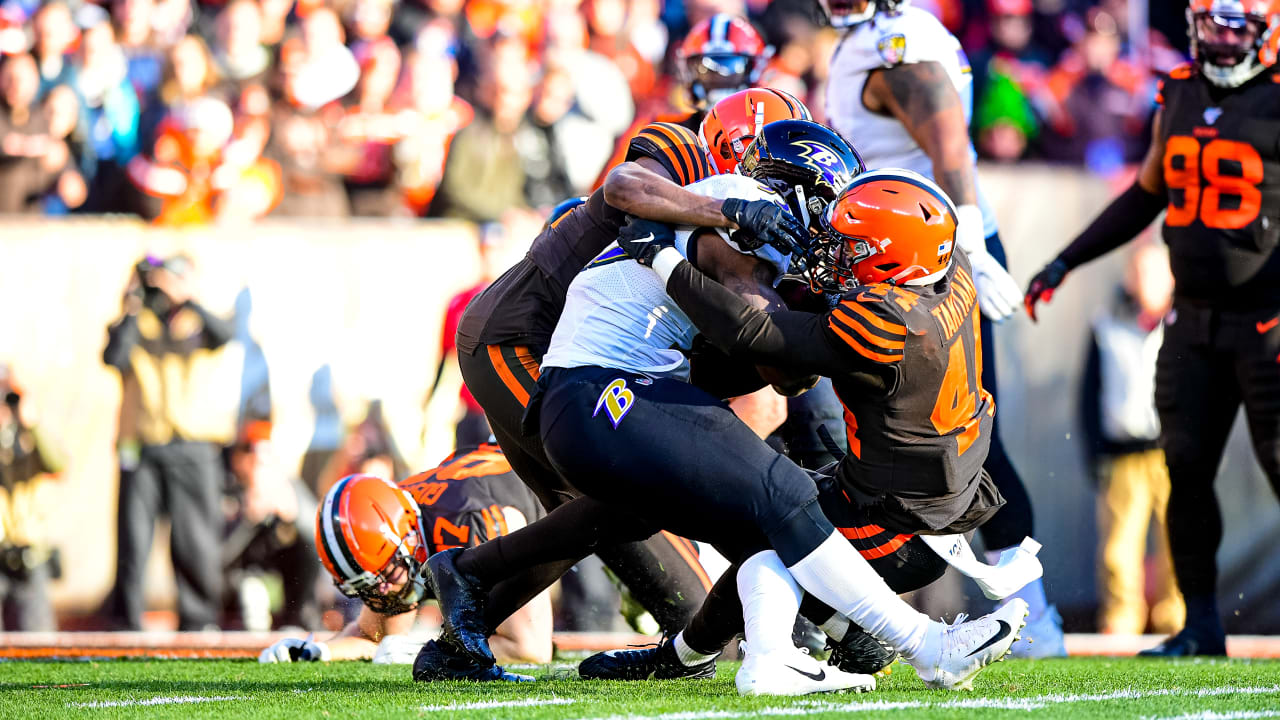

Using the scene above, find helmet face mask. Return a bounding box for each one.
[340,543,429,615]
[678,14,769,110]
[818,0,903,29]
[1188,1,1280,88]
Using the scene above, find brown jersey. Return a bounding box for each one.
[663,250,1002,535]
[823,252,998,533]
[398,443,544,553]
[457,122,714,355]
[1157,64,1280,310]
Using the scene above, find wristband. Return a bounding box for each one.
[651,247,685,284]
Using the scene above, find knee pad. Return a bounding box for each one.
[869,537,948,594]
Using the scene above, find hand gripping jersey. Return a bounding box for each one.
[824,6,1000,238]
[456,122,715,355]
[397,443,544,553]
[1156,64,1280,310]
[826,252,996,532]
[541,174,792,380]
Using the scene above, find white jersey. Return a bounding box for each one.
[541,174,791,381]
[825,6,999,237]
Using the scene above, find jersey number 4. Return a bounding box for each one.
[930,326,985,456]
[1164,136,1263,229]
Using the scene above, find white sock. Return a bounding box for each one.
[820,614,850,642]
[986,548,1048,619]
[738,551,802,655]
[787,532,931,659]
[673,631,719,666]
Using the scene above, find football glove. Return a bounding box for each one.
[1024,258,1069,322]
[616,216,676,267]
[720,198,810,254]
[259,637,331,663]
[372,634,425,665]
[955,204,1021,322]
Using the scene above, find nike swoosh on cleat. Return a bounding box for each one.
[966,620,1012,658]
[1257,317,1280,334]
[785,665,826,681]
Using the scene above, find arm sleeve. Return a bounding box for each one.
[1057,181,1167,270]
[687,335,770,399]
[187,302,234,350]
[103,315,141,371]
[664,260,889,383]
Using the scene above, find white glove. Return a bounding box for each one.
[372,634,426,665]
[955,204,1021,322]
[259,637,331,663]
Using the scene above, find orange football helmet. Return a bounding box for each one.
[1188,0,1280,87]
[699,88,812,174]
[814,169,958,291]
[316,473,429,615]
[677,14,770,109]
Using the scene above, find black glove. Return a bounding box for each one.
[616,216,676,267]
[721,198,810,254]
[1023,258,1069,322]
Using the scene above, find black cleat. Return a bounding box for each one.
[425,548,495,666]
[1139,626,1227,657]
[827,624,899,675]
[413,638,534,682]
[579,639,717,680]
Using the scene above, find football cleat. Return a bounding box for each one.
[1139,624,1228,657]
[424,548,494,666]
[1007,605,1066,659]
[736,643,876,696]
[909,598,1029,691]
[579,639,717,681]
[412,638,534,683]
[827,624,899,676]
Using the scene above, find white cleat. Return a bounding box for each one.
[1007,604,1066,659]
[735,645,876,696]
[909,598,1029,691]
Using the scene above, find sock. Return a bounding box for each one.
[820,614,851,642]
[986,548,1048,619]
[737,551,802,656]
[1183,594,1222,633]
[673,631,719,666]
[681,568,744,656]
[787,532,931,659]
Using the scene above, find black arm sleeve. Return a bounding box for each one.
[666,260,872,380]
[1058,181,1167,270]
[103,315,141,371]
[687,336,770,399]
[187,302,234,350]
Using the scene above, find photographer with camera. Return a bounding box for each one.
[0,363,64,630]
[103,254,237,631]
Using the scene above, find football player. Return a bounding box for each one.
[606,166,1026,692]
[258,444,550,678]
[1025,0,1280,657]
[819,0,1059,656]
[448,106,812,659]
[430,124,1027,695]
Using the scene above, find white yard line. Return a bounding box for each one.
[67,695,245,709]
[421,697,577,712]
[1144,712,1280,720]
[569,684,1280,720]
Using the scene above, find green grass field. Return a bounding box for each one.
[3,658,1279,720]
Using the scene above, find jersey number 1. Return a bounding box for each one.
[1164,136,1263,229]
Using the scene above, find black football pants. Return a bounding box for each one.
[457,345,711,632]
[1155,302,1280,605]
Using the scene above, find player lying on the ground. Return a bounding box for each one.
[259,444,550,678]
[424,127,1027,695]
[447,92,814,648]
[597,166,1029,692]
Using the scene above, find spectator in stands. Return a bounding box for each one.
[0,364,64,631]
[282,6,360,112]
[315,400,407,499]
[224,420,322,631]
[1040,8,1151,170]
[213,0,273,92]
[103,254,237,631]
[0,53,56,213]
[394,20,473,216]
[1082,243,1184,636]
[113,0,166,108]
[584,0,657,101]
[75,11,143,213]
[42,84,88,214]
[970,0,1051,161]
[337,37,405,216]
[430,33,535,222]
[33,2,76,99]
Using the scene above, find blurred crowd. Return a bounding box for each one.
[0,0,1187,222]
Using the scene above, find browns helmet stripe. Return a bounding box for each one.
[320,475,363,579]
